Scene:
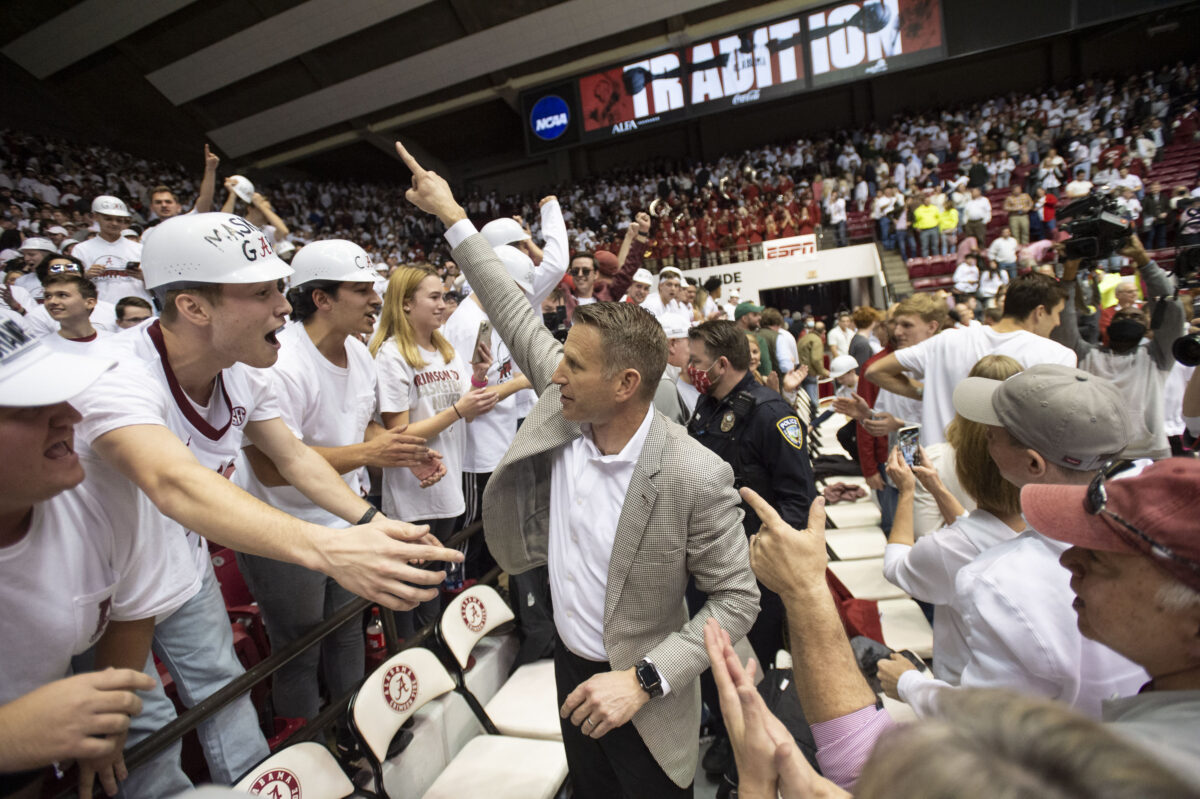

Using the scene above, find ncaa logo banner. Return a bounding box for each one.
[530,95,570,141]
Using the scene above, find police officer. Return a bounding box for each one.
[685,320,816,779]
[686,320,815,539]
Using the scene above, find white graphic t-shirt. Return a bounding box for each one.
[375,339,469,520]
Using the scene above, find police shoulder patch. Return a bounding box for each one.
[777,416,805,450]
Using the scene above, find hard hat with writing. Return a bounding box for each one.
[228,175,255,203]
[493,244,534,295]
[91,195,130,217]
[289,239,376,285]
[141,212,292,290]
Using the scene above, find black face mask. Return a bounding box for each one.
[1108,318,1146,348]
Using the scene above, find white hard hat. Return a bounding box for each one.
[228,176,255,203]
[274,239,296,258]
[481,217,530,248]
[829,355,859,379]
[91,195,130,217]
[121,229,139,239]
[19,237,57,253]
[493,244,534,295]
[658,313,690,340]
[142,213,293,290]
[289,239,376,285]
[0,319,115,407]
[632,268,653,285]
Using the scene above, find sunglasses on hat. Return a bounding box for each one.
[1085,460,1200,577]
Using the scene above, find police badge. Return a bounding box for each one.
[720,411,736,432]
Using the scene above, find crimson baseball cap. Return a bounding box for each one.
[1022,459,1200,592]
[952,364,1129,471]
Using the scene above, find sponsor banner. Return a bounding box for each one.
[577,15,806,141]
[681,242,881,304]
[763,234,818,262]
[807,0,945,87]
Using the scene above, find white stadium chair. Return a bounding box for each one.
[436,585,563,741]
[349,647,567,799]
[233,741,359,799]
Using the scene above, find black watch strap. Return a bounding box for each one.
[357,506,380,525]
[636,658,663,698]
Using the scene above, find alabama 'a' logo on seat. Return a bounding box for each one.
[383,664,418,713]
[460,596,487,633]
[248,768,301,799]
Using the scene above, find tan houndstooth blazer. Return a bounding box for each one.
[452,232,760,788]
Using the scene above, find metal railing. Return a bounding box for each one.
[52,520,489,798]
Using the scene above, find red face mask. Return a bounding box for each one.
[687,362,717,394]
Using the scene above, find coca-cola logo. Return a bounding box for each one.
[731,89,761,105]
[247,768,301,799]
[383,664,418,713]
[460,596,487,633]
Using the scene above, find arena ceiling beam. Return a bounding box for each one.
[145,0,436,106]
[206,0,734,159]
[1,0,201,80]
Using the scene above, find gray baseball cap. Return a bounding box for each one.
[952,364,1129,471]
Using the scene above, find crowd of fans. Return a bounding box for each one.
[2,53,1200,799]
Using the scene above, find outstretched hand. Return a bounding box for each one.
[395,142,467,226]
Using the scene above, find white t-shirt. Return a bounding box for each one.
[894,326,1076,444]
[70,236,152,304]
[443,299,523,474]
[953,263,980,294]
[0,467,195,705]
[375,339,469,520]
[640,293,685,319]
[236,324,376,527]
[40,328,112,354]
[75,319,281,576]
[677,380,700,416]
[24,300,120,337]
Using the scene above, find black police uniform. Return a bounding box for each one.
[687,371,816,663]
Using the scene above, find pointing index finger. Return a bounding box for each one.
[394,142,426,176]
[739,486,785,531]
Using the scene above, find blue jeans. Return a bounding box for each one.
[834,221,848,247]
[877,216,895,248]
[919,228,940,257]
[896,229,913,261]
[121,559,269,796]
[801,376,820,412]
[877,484,899,535]
[999,261,1017,281]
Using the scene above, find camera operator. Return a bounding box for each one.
[1053,233,1186,460]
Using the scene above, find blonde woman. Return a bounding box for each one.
[371,266,498,624]
[882,354,1025,686]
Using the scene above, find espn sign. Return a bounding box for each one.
[763,234,818,262]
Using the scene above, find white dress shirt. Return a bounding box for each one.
[897,531,1148,719]
[883,509,1022,684]
[548,404,671,692]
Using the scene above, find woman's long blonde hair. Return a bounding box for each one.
[368,266,455,368]
[944,354,1023,516]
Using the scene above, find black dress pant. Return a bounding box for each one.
[554,642,693,799]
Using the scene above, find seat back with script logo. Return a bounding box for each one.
[438,585,515,669]
[233,741,355,799]
[350,647,456,764]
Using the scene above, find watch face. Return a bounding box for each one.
[637,660,661,695]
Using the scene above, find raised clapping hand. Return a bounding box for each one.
[395,142,467,226]
[703,619,851,799]
[832,392,872,422]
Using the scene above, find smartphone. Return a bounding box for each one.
[471,320,492,364]
[897,425,921,467]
